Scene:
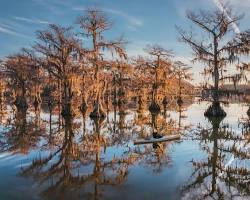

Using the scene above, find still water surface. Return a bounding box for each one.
[0,101,249,200]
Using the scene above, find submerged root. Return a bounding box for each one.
[79,100,87,115]
[206,115,225,128]
[177,97,183,106]
[15,96,28,112]
[61,103,74,120]
[162,96,168,106]
[90,101,106,119]
[204,102,226,117]
[149,101,161,114]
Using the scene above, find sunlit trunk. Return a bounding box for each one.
[16,109,27,137]
[58,79,62,130]
[15,86,28,113]
[61,78,74,122]
[48,101,53,135]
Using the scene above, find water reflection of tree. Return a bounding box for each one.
[183,117,250,199]
[176,103,191,134]
[132,109,176,173]
[238,113,250,155]
[107,106,133,145]
[135,106,177,139]
[21,116,136,200]
[239,112,250,134]
[133,143,172,174]
[0,110,45,154]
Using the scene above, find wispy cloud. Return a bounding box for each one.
[73,7,143,28]
[72,6,85,11]
[12,16,50,25]
[0,26,17,35]
[0,24,25,37]
[31,0,64,15]
[103,8,143,27]
[213,0,241,34]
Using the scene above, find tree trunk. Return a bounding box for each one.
[213,36,219,103]
[61,79,74,121]
[90,93,106,119]
[205,36,226,117]
[247,107,250,117]
[15,95,28,113]
[149,98,160,114]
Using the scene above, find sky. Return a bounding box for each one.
[1,0,250,84]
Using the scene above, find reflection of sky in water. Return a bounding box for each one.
[0,101,249,200]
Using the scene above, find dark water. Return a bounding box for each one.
[0,101,249,200]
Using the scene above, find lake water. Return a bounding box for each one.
[0,100,249,200]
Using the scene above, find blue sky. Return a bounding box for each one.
[1,0,250,83]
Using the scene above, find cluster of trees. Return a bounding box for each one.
[0,8,194,127]
[0,3,249,123]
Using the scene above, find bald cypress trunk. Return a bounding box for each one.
[15,87,28,113]
[61,79,74,122]
[247,107,250,117]
[205,36,226,117]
